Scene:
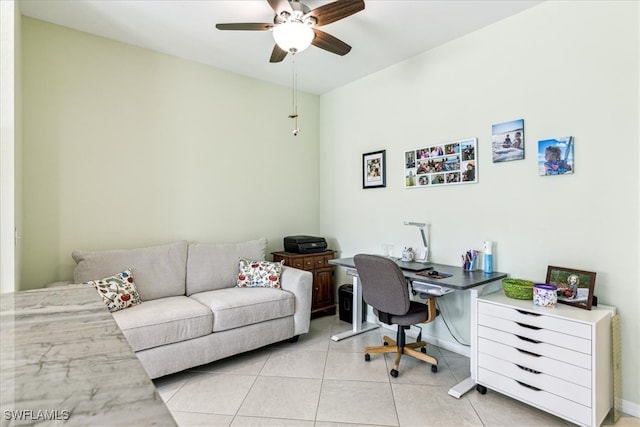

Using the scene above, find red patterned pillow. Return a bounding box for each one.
[84,269,141,312]
[236,258,284,289]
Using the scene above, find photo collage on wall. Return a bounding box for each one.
[404,138,478,188]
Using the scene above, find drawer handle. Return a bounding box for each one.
[516,380,541,391]
[516,335,541,344]
[516,309,541,317]
[516,364,541,374]
[516,348,541,357]
[516,322,541,331]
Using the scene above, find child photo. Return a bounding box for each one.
[538,137,574,176]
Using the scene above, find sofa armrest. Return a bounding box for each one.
[280,266,313,336]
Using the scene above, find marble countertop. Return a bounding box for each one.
[1,285,176,426]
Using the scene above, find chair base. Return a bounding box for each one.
[364,333,438,377]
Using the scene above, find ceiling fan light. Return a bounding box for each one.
[273,22,314,54]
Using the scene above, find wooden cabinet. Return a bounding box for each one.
[272,250,336,317]
[475,293,615,427]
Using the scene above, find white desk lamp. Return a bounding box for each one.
[403,221,429,262]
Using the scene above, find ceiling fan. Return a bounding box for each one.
[216,0,365,63]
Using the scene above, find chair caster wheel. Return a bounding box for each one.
[431,364,438,373]
[421,347,426,354]
[364,353,371,362]
[476,385,487,395]
[390,369,399,378]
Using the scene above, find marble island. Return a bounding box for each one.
[1,285,176,426]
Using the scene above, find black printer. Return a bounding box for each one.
[284,235,328,254]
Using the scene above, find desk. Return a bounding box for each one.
[1,286,176,426]
[329,257,507,399]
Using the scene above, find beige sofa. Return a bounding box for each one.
[65,238,312,379]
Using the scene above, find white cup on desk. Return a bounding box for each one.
[401,249,413,262]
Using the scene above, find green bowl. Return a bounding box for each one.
[502,278,534,300]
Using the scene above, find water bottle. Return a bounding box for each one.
[483,241,493,274]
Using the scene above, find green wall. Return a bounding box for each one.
[21,17,320,288]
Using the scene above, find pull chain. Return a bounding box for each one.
[289,57,300,136]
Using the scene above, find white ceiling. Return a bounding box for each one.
[18,0,542,95]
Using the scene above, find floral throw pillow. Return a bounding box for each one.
[236,258,284,289]
[84,269,141,312]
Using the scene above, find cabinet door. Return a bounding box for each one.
[313,268,334,310]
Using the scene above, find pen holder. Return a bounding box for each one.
[462,250,478,271]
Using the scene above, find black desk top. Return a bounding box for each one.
[329,257,507,290]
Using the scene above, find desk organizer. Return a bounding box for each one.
[501,278,534,300]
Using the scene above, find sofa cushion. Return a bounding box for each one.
[72,241,188,301]
[237,258,284,288]
[189,287,294,332]
[186,238,267,295]
[111,296,212,352]
[85,269,141,312]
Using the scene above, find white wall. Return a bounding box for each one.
[20,17,320,288]
[0,0,21,294]
[320,0,639,412]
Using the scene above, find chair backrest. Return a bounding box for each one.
[353,254,410,316]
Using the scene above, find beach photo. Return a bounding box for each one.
[492,119,524,163]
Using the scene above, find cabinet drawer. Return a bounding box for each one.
[478,325,591,370]
[286,258,305,270]
[478,337,591,388]
[313,256,326,269]
[479,353,591,406]
[323,253,334,267]
[478,368,590,427]
[303,257,315,270]
[478,312,591,354]
[478,301,591,339]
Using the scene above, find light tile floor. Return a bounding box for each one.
[154,315,639,427]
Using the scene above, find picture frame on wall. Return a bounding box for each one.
[538,136,574,176]
[492,119,524,163]
[363,150,386,189]
[545,265,596,310]
[404,138,477,188]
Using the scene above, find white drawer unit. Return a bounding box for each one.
[474,292,615,427]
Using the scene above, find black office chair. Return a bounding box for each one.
[353,254,438,377]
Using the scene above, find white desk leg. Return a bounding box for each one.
[448,280,501,398]
[331,274,380,341]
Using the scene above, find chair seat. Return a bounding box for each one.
[374,301,429,326]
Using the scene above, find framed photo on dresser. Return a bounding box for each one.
[546,265,596,310]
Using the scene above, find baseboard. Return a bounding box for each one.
[621,400,640,419]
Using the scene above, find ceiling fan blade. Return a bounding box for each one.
[309,0,365,27]
[270,44,288,63]
[312,29,351,56]
[215,23,273,31]
[267,0,293,16]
